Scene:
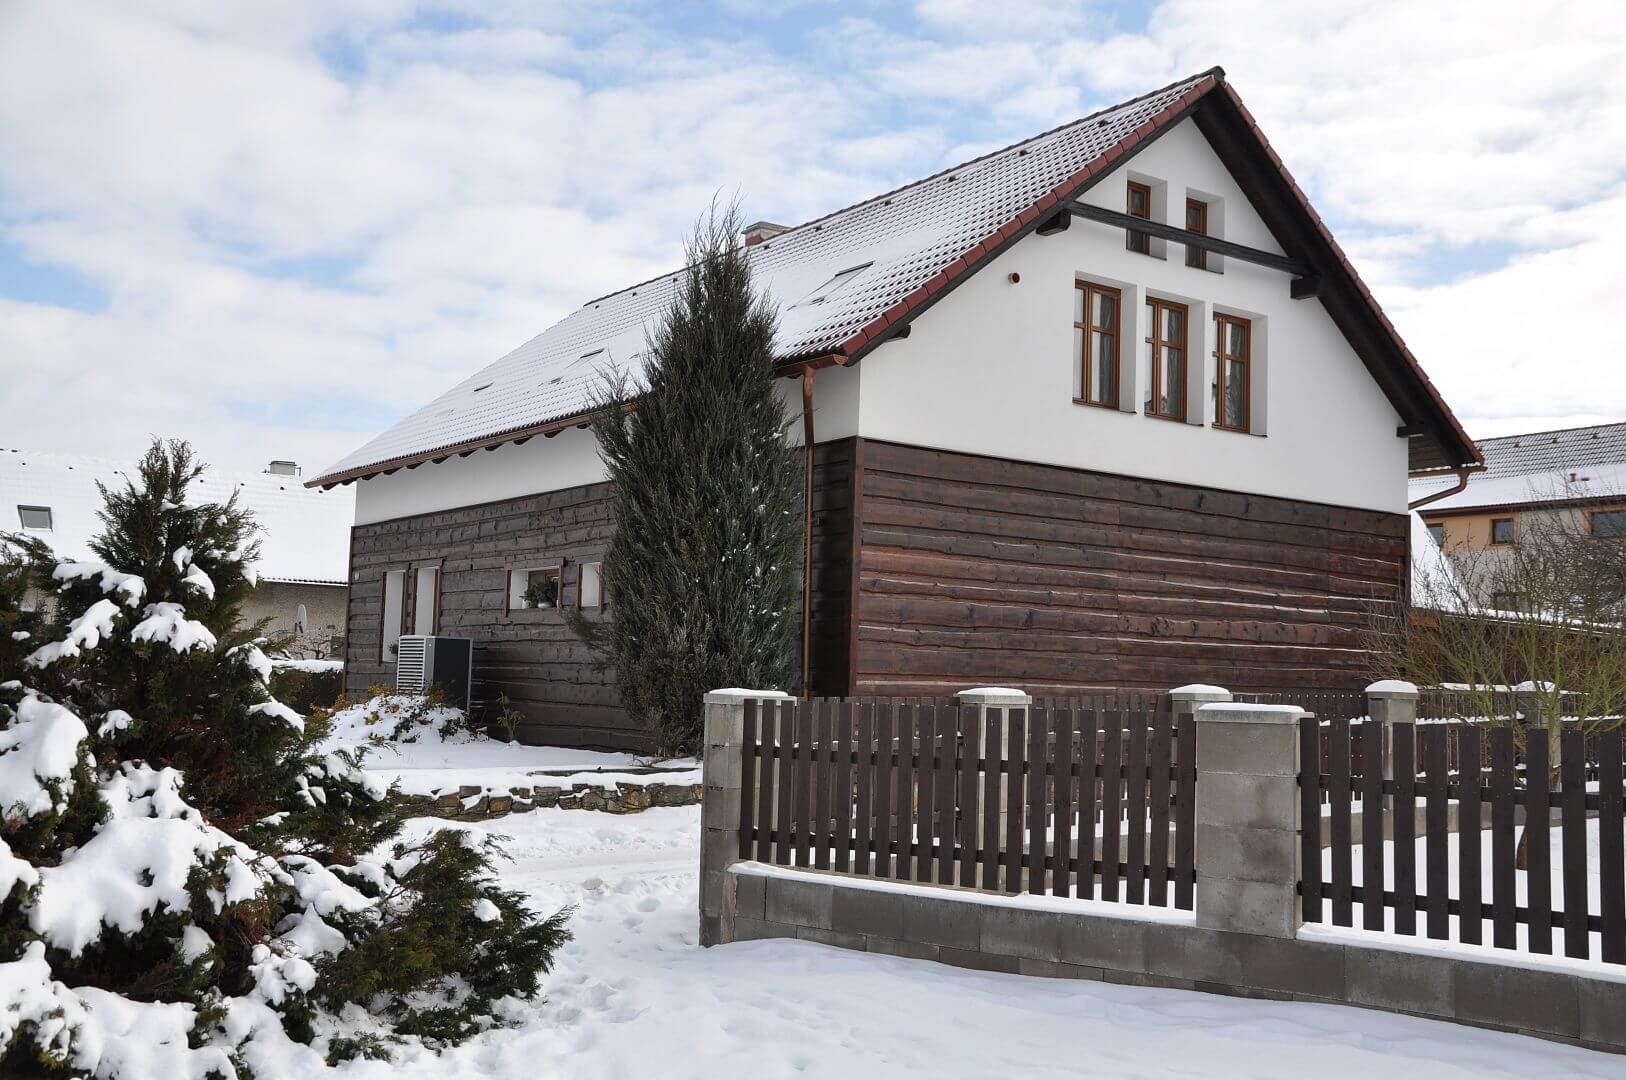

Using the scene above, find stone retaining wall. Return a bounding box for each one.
[398,780,702,821]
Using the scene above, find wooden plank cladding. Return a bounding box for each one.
[849,439,1407,697]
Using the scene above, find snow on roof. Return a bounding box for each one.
[1,449,353,586]
[312,72,1217,486]
[1409,421,1626,512]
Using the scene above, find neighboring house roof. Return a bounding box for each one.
[2,449,354,586]
[312,67,1479,489]
[1409,421,1626,513]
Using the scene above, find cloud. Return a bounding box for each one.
[0,0,1622,479]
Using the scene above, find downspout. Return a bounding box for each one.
[1408,467,1474,511]
[801,366,816,696]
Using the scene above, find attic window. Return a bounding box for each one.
[795,263,872,308]
[17,505,52,531]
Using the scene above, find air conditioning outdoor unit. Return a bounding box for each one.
[395,635,473,712]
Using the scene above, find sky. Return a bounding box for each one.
[1,0,1624,477]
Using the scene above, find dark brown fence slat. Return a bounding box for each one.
[813,700,833,871]
[1490,725,1517,949]
[1004,707,1026,894]
[1424,725,1449,940]
[1361,719,1384,931]
[1174,714,1195,911]
[775,701,795,866]
[1146,712,1171,907]
[1125,715,1148,904]
[1101,712,1123,904]
[1298,716,1322,923]
[877,704,898,879]
[833,702,854,874]
[936,706,956,886]
[1328,717,1353,926]
[1027,707,1047,896]
[908,704,929,882]
[1082,710,1103,903]
[1458,724,1483,946]
[1393,722,1417,936]
[1561,730,1588,959]
[957,705,977,888]
[740,699,758,860]
[853,703,873,877]
[981,709,1000,891]
[1527,732,1553,955]
[1600,731,1624,965]
[1053,709,1075,898]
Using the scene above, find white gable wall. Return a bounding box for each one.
[854,117,1409,514]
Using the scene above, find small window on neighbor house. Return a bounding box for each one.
[1492,591,1525,612]
[1591,509,1626,538]
[17,505,52,531]
[1212,313,1251,432]
[579,560,604,610]
[1144,297,1188,421]
[1126,181,1152,255]
[1185,198,1208,269]
[1073,281,1121,409]
[1490,517,1516,545]
[1426,523,1445,547]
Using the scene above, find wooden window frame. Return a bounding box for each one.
[1144,296,1189,423]
[506,562,564,614]
[1073,280,1121,410]
[409,563,442,636]
[1185,198,1208,269]
[1126,181,1152,255]
[1212,312,1251,433]
[1589,508,1626,539]
[1489,517,1516,546]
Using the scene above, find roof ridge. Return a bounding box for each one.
[1476,419,1626,446]
[578,68,1223,311]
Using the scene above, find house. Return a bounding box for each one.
[1409,421,1626,608]
[3,450,354,656]
[311,68,1481,750]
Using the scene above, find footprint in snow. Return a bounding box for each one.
[636,896,660,912]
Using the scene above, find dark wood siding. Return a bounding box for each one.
[849,440,1406,698]
[344,480,636,749]
[807,439,856,697]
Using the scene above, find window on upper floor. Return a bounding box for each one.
[17,505,51,531]
[1492,590,1526,612]
[1490,517,1516,545]
[1126,181,1152,255]
[1144,297,1188,422]
[1591,509,1626,539]
[1073,281,1121,409]
[1212,313,1251,432]
[1185,198,1209,269]
[1426,523,1445,547]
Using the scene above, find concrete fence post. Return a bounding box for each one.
[1169,684,1232,719]
[956,687,1032,891]
[1194,702,1306,938]
[700,688,786,946]
[1366,680,1418,811]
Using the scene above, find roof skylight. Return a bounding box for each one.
[793,263,873,308]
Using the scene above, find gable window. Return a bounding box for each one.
[1426,523,1445,547]
[1490,517,1515,545]
[1213,313,1251,432]
[1144,297,1188,421]
[1126,181,1152,255]
[17,505,52,531]
[1591,509,1626,538]
[1073,281,1120,408]
[1185,198,1208,269]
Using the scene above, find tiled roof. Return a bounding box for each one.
[1408,421,1626,512]
[312,68,1478,487]
[1473,421,1626,479]
[1,449,354,586]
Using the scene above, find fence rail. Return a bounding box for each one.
[737,697,1197,908]
[1302,717,1626,964]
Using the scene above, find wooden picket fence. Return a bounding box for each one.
[737,697,1197,907]
[1302,717,1626,964]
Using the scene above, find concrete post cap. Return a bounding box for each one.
[955,686,1032,705]
[704,688,793,704]
[1195,702,1306,724]
[1365,679,1419,699]
[1169,684,1232,702]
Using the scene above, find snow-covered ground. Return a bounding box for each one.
[324,807,1624,1079]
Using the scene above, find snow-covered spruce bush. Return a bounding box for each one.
[0,441,569,1076]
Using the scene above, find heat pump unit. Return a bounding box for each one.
[395,635,473,711]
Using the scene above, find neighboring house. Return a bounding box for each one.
[1410,421,1626,608]
[311,68,1480,750]
[3,450,354,656]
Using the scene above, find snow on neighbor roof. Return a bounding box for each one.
[1409,510,1464,610]
[313,67,1478,488]
[1408,421,1626,512]
[1,449,354,586]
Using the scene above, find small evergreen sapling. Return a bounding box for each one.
[567,205,804,754]
[0,441,568,1074]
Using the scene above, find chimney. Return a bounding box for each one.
[266,460,301,476]
[742,220,789,247]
